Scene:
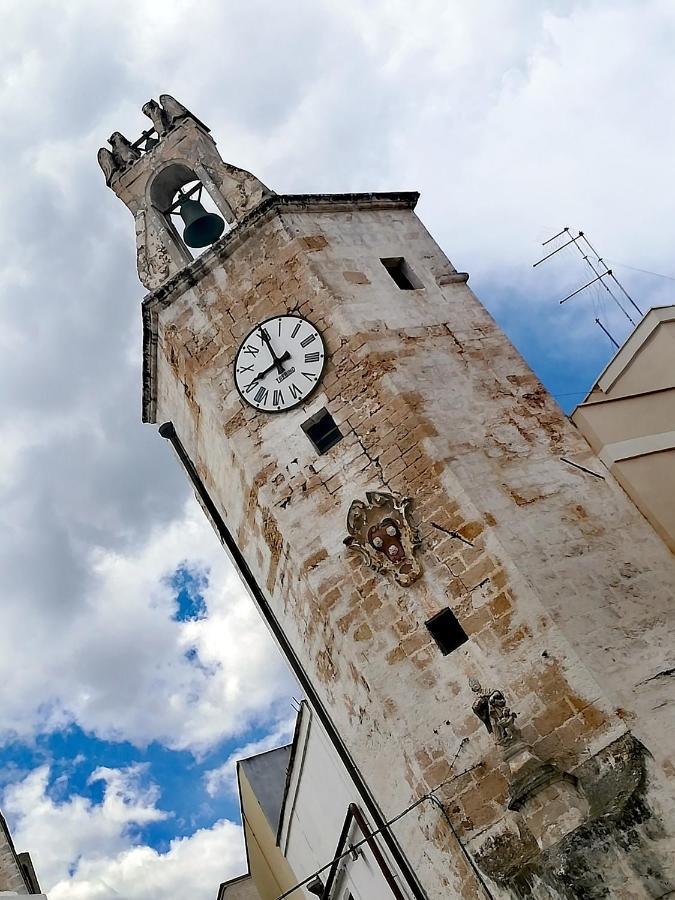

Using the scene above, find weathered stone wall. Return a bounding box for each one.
[145,199,675,899]
[108,116,272,292]
[0,816,29,894]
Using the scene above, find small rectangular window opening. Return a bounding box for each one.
[380,257,423,290]
[302,408,343,455]
[425,607,468,656]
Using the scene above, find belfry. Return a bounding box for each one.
[101,96,675,899]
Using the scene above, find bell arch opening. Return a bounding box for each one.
[149,163,227,258]
[150,163,197,212]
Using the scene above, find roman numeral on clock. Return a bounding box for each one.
[304,352,320,363]
[300,333,317,348]
[244,380,260,394]
[289,383,302,400]
[243,344,260,356]
[291,322,302,339]
[273,389,284,407]
[254,386,269,405]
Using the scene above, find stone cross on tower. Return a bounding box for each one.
[100,96,675,899]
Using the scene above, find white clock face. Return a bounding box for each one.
[234,315,325,413]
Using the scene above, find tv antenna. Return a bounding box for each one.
[533,228,643,347]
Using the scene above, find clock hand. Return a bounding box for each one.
[255,351,291,380]
[258,327,289,375]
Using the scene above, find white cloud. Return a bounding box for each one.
[50,822,245,900]
[4,765,245,900]
[1,0,675,895]
[0,2,673,758]
[0,497,295,753]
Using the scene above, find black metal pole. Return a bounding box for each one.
[158,422,428,900]
[559,272,610,305]
[595,317,620,350]
[578,233,643,317]
[532,235,578,268]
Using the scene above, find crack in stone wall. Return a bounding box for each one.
[147,203,675,899]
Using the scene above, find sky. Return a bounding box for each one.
[1,1,675,898]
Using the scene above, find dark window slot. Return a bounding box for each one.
[380,257,423,290]
[302,408,343,455]
[425,607,468,655]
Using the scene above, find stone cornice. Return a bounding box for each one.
[143,192,419,308]
[141,191,420,422]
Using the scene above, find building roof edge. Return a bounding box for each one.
[573,304,675,411]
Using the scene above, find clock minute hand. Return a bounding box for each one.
[258,327,288,375]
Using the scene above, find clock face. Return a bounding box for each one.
[234,315,325,413]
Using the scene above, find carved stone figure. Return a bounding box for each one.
[142,99,171,137]
[97,147,118,185]
[344,491,422,586]
[159,94,191,128]
[489,691,519,745]
[109,132,141,169]
[470,678,494,734]
[470,678,519,746]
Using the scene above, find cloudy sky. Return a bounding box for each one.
[1,1,675,898]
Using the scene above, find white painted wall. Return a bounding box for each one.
[279,703,412,900]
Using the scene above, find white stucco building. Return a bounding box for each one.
[220,701,415,900]
[572,304,675,552]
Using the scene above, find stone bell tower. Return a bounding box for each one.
[101,97,675,899]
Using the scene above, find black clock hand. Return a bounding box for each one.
[258,327,288,375]
[255,351,291,380]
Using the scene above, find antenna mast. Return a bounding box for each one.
[534,228,643,345]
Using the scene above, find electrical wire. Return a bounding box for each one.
[576,234,642,318]
[551,389,597,398]
[426,794,494,899]
[271,740,479,900]
[607,260,675,283]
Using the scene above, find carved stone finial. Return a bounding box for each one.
[142,99,171,137]
[344,491,422,586]
[159,94,191,128]
[97,147,118,186]
[108,131,141,169]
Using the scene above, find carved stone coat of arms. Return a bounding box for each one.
[343,491,422,586]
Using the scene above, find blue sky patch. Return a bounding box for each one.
[0,720,284,854]
[0,562,293,855]
[169,564,208,622]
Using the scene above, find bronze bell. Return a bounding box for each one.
[179,198,225,248]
